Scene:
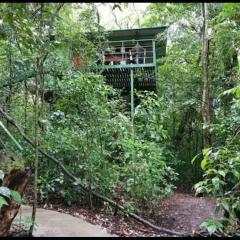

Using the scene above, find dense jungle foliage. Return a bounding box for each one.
[0,3,239,236]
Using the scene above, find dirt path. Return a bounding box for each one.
[151,193,219,233]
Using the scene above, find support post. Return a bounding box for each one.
[152,40,157,87]
[130,68,136,192]
[130,68,134,125]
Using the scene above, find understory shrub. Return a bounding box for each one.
[36,72,177,210]
[194,86,240,236]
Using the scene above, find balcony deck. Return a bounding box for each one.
[98,63,155,69]
[96,39,157,91]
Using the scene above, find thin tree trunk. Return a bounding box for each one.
[201,3,212,148]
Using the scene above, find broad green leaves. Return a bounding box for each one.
[194,145,240,235]
[200,148,212,170]
[0,170,22,209]
[0,197,8,208]
[0,187,22,206]
[200,218,223,236]
[36,69,177,209]
[0,186,11,198]
[10,190,22,205]
[0,187,22,204]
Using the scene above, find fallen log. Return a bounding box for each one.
[0,107,190,236]
[0,169,31,237]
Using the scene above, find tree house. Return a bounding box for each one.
[72,26,167,123]
[96,26,167,91]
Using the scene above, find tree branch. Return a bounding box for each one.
[0,69,63,90]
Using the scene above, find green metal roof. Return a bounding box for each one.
[85,26,168,43]
[107,26,168,41]
[107,26,167,40]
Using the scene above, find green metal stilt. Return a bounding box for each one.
[130,68,134,125]
[130,68,135,161]
[130,68,136,190]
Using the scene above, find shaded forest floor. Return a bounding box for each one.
[23,187,220,237]
[149,192,218,233]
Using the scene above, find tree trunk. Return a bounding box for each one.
[0,169,31,237]
[201,3,212,148]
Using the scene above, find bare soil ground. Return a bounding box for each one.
[149,192,219,233]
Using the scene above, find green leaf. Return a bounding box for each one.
[221,200,230,212]
[195,186,204,195]
[0,186,11,198]
[218,170,226,178]
[206,224,217,235]
[191,153,200,164]
[212,177,220,189]
[0,196,8,208]
[73,179,81,186]
[194,181,205,189]
[202,147,212,157]
[206,169,217,174]
[200,219,222,236]
[232,170,240,179]
[201,158,208,170]
[236,86,240,97]
[10,190,22,205]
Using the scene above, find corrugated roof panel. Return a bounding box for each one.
[107,26,168,40]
